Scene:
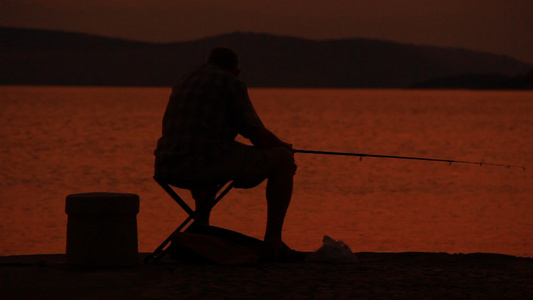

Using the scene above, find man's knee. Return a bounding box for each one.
[269,147,296,175]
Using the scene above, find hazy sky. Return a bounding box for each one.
[2,0,532,64]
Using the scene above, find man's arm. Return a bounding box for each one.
[247,127,292,150]
[230,80,292,150]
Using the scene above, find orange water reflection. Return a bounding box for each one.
[1,87,532,257]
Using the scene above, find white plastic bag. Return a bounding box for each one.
[306,235,359,264]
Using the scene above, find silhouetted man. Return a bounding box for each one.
[154,47,297,260]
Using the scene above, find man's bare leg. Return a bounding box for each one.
[264,170,293,246]
[263,148,296,252]
[191,186,218,225]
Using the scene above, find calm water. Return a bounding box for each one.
[1,86,532,257]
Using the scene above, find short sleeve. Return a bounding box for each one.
[230,80,264,138]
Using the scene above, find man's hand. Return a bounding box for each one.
[280,142,293,151]
[249,127,292,149]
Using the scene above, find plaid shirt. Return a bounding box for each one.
[154,64,264,165]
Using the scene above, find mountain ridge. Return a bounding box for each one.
[1,27,531,88]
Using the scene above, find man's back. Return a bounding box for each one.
[155,64,256,162]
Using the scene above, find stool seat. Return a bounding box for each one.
[153,175,225,191]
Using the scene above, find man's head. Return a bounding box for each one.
[206,47,240,75]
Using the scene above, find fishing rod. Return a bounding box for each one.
[293,149,525,170]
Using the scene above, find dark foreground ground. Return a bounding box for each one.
[1,252,532,299]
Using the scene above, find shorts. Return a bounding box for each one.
[155,142,295,189]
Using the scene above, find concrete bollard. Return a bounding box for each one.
[65,192,140,267]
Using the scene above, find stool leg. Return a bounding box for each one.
[145,182,235,263]
[157,180,195,216]
[144,215,194,263]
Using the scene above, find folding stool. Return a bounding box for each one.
[145,176,235,263]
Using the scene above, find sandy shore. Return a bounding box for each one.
[1,252,532,299]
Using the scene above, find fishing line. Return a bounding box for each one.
[293,149,525,170]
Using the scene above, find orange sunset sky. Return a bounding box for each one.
[1,0,532,64]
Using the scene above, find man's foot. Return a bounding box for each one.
[263,242,306,263]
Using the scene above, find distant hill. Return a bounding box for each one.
[411,71,533,90]
[1,27,532,88]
